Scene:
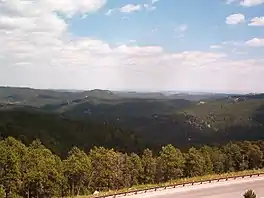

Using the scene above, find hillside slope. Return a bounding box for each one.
[1,87,264,153]
[181,97,264,131]
[0,110,145,156]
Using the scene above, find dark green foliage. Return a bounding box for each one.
[89,147,124,190]
[199,146,214,174]
[0,110,143,156]
[239,141,263,170]
[0,138,22,197]
[223,143,246,172]
[2,87,264,197]
[2,90,264,156]
[156,144,185,182]
[244,190,256,198]
[126,153,143,186]
[1,137,264,197]
[0,186,4,198]
[63,147,92,196]
[140,149,156,184]
[184,148,206,177]
[21,140,62,198]
[209,147,226,174]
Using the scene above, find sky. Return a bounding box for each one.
[0,0,264,93]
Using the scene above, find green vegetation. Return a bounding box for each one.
[2,92,264,155]
[1,137,264,198]
[2,87,264,149]
[0,110,146,156]
[89,170,264,198]
[1,87,264,197]
[182,98,264,131]
[0,87,120,107]
[58,95,264,149]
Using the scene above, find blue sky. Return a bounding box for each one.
[69,0,264,52]
[0,0,264,93]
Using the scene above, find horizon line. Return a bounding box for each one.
[0,85,263,95]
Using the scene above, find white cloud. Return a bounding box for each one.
[240,0,264,6]
[121,16,129,21]
[152,0,160,3]
[226,0,238,4]
[173,24,188,39]
[108,1,157,15]
[0,0,264,92]
[226,13,245,24]
[231,48,248,55]
[151,27,159,33]
[179,24,188,32]
[143,4,156,11]
[227,0,264,6]
[0,0,107,18]
[245,38,264,47]
[119,4,141,13]
[105,9,114,16]
[222,40,243,46]
[210,45,222,49]
[248,16,264,26]
[129,40,137,43]
[174,24,188,33]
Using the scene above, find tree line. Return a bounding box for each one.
[1,137,264,198]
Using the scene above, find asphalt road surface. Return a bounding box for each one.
[120,176,264,198]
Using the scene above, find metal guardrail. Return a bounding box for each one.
[94,173,264,198]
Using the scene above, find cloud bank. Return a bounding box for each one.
[0,0,264,93]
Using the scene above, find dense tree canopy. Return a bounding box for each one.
[0,137,264,197]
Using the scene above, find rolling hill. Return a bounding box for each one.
[1,86,264,154]
[0,110,146,156]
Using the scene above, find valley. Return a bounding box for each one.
[1,86,264,155]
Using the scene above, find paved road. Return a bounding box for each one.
[121,176,264,198]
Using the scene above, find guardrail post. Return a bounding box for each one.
[93,172,264,198]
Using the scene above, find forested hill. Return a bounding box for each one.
[0,86,230,106]
[0,110,145,156]
[1,87,264,156]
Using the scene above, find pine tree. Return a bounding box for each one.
[156,144,185,182]
[89,147,124,190]
[140,149,156,184]
[22,140,62,198]
[64,147,92,196]
[184,147,206,177]
[0,138,22,198]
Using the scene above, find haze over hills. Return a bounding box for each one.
[0,86,238,104]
